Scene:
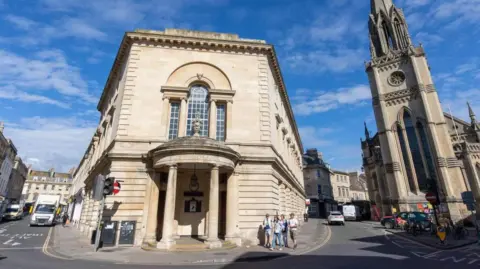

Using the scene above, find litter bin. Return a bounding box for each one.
[119,221,136,245]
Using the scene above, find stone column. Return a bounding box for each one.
[161,97,170,138]
[157,165,177,249]
[226,101,233,141]
[206,165,222,248]
[178,98,188,137]
[144,173,160,245]
[209,100,217,139]
[225,173,240,245]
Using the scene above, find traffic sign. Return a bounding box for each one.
[113,181,121,195]
[425,192,437,205]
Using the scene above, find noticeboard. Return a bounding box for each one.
[119,221,136,245]
[101,221,118,246]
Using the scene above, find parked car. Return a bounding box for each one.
[328,211,345,225]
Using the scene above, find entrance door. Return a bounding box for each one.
[156,191,166,241]
[219,191,227,238]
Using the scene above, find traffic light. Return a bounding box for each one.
[103,177,115,196]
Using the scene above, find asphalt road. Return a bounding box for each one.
[1,218,479,269]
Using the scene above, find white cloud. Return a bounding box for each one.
[455,63,477,75]
[0,86,69,108]
[4,15,36,30]
[0,49,97,104]
[414,32,444,46]
[60,17,107,40]
[432,0,480,25]
[294,85,371,115]
[299,126,335,148]
[285,48,366,73]
[3,116,96,172]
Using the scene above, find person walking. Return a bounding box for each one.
[271,215,283,251]
[263,213,272,248]
[62,213,69,227]
[289,213,298,249]
[280,214,289,248]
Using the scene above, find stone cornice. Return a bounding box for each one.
[96,29,303,155]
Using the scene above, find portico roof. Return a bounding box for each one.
[148,136,241,169]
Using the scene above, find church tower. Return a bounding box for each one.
[366,0,468,220]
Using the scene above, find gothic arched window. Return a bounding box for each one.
[404,111,428,191]
[186,85,209,137]
[397,123,416,192]
[417,122,436,190]
[382,21,394,50]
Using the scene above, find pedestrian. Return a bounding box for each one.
[263,213,272,248]
[289,213,298,249]
[280,214,289,248]
[62,213,69,227]
[271,215,283,251]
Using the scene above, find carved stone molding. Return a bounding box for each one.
[446,157,461,168]
[385,162,400,173]
[437,157,447,167]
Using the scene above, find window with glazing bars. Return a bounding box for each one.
[168,102,180,140]
[216,104,226,141]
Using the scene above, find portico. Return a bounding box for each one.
[144,122,241,249]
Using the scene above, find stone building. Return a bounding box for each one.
[71,29,305,249]
[23,168,73,204]
[303,149,335,218]
[361,0,476,222]
[331,170,351,204]
[0,122,17,211]
[348,172,369,202]
[6,156,28,202]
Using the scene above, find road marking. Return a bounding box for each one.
[42,227,72,260]
[3,239,14,245]
[391,240,404,248]
[0,247,43,250]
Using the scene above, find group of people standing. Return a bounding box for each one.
[262,213,298,251]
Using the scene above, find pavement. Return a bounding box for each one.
[1,217,480,268]
[363,220,478,250]
[48,217,331,265]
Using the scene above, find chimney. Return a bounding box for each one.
[0,121,4,133]
[317,151,323,160]
[306,148,318,158]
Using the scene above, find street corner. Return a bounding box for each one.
[42,226,75,261]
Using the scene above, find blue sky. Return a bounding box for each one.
[0,0,479,173]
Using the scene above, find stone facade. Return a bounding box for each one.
[331,170,351,204]
[303,149,335,218]
[23,168,73,204]
[0,122,18,211]
[361,0,476,222]
[6,156,28,202]
[71,28,305,248]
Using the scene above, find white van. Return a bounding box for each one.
[342,205,361,221]
[30,194,60,226]
[4,204,23,220]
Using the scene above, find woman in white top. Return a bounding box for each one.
[263,213,272,248]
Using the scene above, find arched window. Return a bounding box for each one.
[382,21,394,50]
[186,85,209,137]
[404,111,428,191]
[417,122,436,191]
[393,18,404,49]
[397,123,416,192]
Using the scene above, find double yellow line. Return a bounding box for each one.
[42,227,72,260]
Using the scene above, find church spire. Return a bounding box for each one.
[368,0,412,58]
[468,102,476,123]
[371,0,393,15]
[364,122,370,140]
